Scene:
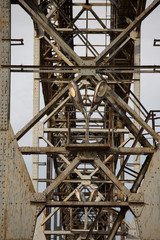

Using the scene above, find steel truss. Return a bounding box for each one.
[1,0,160,240]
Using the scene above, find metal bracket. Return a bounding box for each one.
[128,193,144,203]
[128,193,144,217]
[31,192,46,204]
[129,205,144,217]
[81,60,96,76]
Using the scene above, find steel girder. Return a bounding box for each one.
[1,0,160,240]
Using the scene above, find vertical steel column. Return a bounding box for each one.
[134,32,141,173]
[0,0,10,238]
[0,0,10,130]
[32,27,40,191]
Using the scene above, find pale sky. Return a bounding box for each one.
[11,1,160,176]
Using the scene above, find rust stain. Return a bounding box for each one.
[3,206,8,239]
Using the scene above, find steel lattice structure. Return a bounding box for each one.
[1,0,160,240]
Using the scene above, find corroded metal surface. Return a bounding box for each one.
[0,0,10,130]
[136,149,160,239]
[1,0,160,240]
[0,125,36,239]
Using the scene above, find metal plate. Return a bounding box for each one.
[0,125,37,240]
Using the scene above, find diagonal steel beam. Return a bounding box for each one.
[15,74,82,140]
[18,0,83,65]
[89,8,107,29]
[58,154,83,179]
[94,158,131,197]
[43,157,80,197]
[50,0,98,56]
[106,153,154,240]
[41,184,83,226]
[46,0,67,19]
[68,7,86,28]
[94,75,151,147]
[43,82,84,124]
[107,208,127,240]
[95,0,160,65]
[43,36,74,66]
[104,95,151,147]
[103,36,131,64]
[105,84,160,142]
[43,96,70,124]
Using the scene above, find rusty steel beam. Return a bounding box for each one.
[45,201,130,207]
[41,184,83,226]
[8,0,160,239]
[95,74,151,148]
[19,147,69,155]
[2,64,160,69]
[105,85,160,142]
[94,158,131,197]
[0,0,10,130]
[65,145,155,155]
[17,0,83,65]
[43,157,80,197]
[44,230,126,236]
[107,209,127,240]
[105,153,155,240]
[15,74,82,140]
[95,0,160,65]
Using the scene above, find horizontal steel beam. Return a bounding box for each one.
[45,201,130,207]
[73,3,111,6]
[33,179,134,183]
[8,69,160,74]
[108,147,155,155]
[19,146,155,155]
[44,128,129,133]
[56,28,124,33]
[44,230,126,236]
[19,147,69,155]
[2,64,160,69]
[2,64,160,74]
[66,145,155,155]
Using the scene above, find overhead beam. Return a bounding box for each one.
[45,201,130,207]
[19,147,69,155]
[95,0,160,65]
[3,64,160,70]
[44,128,129,133]
[65,145,154,155]
[44,230,125,236]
